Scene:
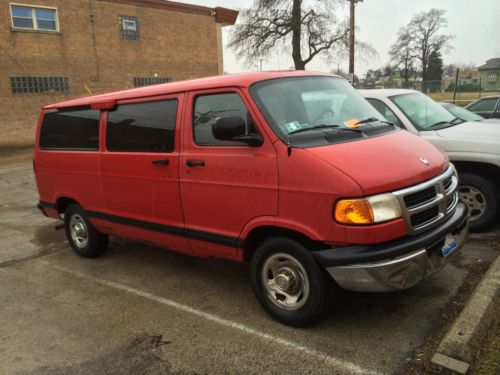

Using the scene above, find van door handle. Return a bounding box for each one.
[186,160,205,167]
[152,159,169,166]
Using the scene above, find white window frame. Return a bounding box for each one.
[122,19,137,32]
[487,72,498,82]
[10,3,59,32]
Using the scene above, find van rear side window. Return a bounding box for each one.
[40,109,100,150]
[106,100,177,153]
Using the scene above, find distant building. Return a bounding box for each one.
[0,0,238,146]
[478,58,500,92]
[442,70,480,91]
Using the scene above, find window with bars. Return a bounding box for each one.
[10,76,69,94]
[120,16,139,40]
[133,77,171,87]
[10,4,58,31]
[487,72,498,83]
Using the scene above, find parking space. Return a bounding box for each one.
[1,154,498,374]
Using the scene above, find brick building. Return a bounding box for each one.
[0,0,238,147]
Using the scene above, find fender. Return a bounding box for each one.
[239,215,329,243]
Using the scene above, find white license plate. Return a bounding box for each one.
[441,234,458,257]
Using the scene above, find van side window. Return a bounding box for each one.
[107,99,177,152]
[40,109,100,150]
[193,93,259,146]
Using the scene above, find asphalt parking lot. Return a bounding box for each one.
[1,151,498,374]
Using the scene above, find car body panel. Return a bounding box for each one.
[359,89,500,168]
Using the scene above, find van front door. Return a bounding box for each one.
[101,96,190,254]
[180,89,278,259]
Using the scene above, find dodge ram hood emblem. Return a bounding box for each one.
[420,157,430,166]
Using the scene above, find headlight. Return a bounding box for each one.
[334,193,402,225]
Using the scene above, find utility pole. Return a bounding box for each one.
[348,0,363,81]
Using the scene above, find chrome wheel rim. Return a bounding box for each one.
[69,214,88,248]
[261,253,309,311]
[458,185,486,221]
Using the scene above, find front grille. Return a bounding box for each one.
[393,166,458,234]
[447,193,458,210]
[411,206,440,227]
[443,176,452,191]
[403,186,436,208]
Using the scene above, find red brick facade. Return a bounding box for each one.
[0,0,237,147]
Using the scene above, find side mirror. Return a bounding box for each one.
[213,116,263,147]
[213,116,246,140]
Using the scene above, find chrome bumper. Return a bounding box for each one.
[314,202,469,292]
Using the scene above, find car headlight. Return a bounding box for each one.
[334,193,402,225]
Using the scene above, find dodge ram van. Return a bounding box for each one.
[35,71,469,326]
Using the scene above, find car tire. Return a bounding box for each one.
[458,173,498,232]
[250,237,329,326]
[64,204,109,258]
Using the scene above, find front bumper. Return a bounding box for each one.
[313,202,469,292]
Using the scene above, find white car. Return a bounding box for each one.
[359,89,500,231]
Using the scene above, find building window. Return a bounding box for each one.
[133,77,171,87]
[120,16,139,40]
[10,4,58,31]
[10,76,69,94]
[487,72,498,83]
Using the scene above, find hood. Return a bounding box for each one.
[436,121,500,140]
[305,130,448,196]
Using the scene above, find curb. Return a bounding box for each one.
[431,253,500,374]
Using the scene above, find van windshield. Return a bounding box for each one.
[391,92,458,130]
[250,76,388,146]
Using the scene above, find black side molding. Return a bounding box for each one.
[312,202,469,267]
[37,201,56,217]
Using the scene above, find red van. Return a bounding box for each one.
[34,71,468,326]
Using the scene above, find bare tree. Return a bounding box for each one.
[229,0,350,70]
[390,9,453,90]
[389,28,416,86]
[410,9,453,83]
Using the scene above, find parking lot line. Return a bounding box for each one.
[41,261,379,375]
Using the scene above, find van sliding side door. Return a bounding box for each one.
[100,95,191,254]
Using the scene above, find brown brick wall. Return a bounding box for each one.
[0,0,226,147]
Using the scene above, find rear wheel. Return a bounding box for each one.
[64,204,108,258]
[250,237,329,326]
[458,173,498,232]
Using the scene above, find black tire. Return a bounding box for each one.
[64,204,108,258]
[458,173,498,232]
[250,237,329,327]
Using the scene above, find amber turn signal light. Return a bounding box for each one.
[335,199,374,225]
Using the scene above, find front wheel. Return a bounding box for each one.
[250,237,329,326]
[458,173,498,232]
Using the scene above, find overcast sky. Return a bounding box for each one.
[176,0,500,77]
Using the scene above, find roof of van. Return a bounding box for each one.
[43,71,335,110]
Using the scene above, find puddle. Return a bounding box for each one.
[31,223,65,247]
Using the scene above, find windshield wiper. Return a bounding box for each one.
[429,117,463,128]
[450,117,465,124]
[354,117,396,127]
[288,124,361,136]
[353,117,379,125]
[429,120,451,128]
